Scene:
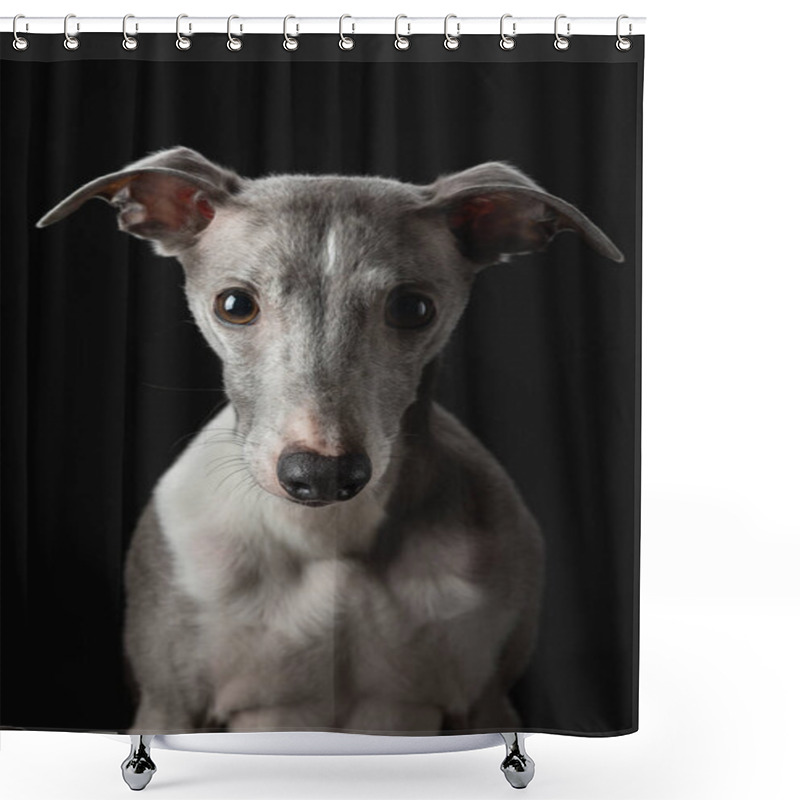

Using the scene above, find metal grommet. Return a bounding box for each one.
[176,13,192,50]
[394,15,410,50]
[444,14,460,51]
[554,14,570,51]
[499,14,516,50]
[283,15,299,51]
[339,14,355,50]
[63,13,80,51]
[12,14,29,51]
[122,14,138,50]
[227,15,242,51]
[616,14,632,51]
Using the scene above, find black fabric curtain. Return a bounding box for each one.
[1,33,643,734]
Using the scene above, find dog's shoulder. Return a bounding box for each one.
[424,402,540,528]
[385,401,543,576]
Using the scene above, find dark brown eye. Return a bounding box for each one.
[214,289,260,326]
[385,286,436,330]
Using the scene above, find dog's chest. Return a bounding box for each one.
[191,529,488,720]
[154,419,495,722]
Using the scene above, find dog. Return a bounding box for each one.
[38,147,622,735]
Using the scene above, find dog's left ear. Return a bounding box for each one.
[36,146,242,255]
[423,162,624,267]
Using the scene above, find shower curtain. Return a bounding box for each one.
[0,27,643,737]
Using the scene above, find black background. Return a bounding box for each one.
[1,34,642,734]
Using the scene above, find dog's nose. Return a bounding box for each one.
[277,451,372,504]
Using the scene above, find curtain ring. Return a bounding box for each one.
[339,14,355,50]
[283,15,299,51]
[554,14,570,51]
[499,14,516,50]
[616,14,632,51]
[227,15,242,51]
[12,14,29,51]
[394,15,410,50]
[176,14,192,50]
[122,14,138,51]
[63,13,80,51]
[444,14,460,51]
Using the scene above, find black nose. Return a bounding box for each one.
[277,451,372,504]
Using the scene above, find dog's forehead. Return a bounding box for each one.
[244,172,424,208]
[236,176,427,277]
[189,173,451,304]
[246,175,421,236]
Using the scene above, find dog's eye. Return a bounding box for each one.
[385,287,436,330]
[214,289,260,326]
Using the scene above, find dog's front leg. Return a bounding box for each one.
[129,691,198,733]
[227,703,335,731]
[344,699,444,733]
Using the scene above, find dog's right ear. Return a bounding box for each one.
[36,147,243,255]
[422,161,624,268]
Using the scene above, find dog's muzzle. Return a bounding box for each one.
[277,450,372,505]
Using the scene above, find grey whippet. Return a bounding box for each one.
[38,147,622,743]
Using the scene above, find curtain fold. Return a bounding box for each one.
[1,32,643,735]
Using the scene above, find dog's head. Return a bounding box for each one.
[38,147,622,506]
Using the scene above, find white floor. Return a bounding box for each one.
[2,594,798,800]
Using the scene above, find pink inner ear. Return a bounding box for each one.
[449,194,523,253]
[446,192,556,263]
[196,196,215,221]
[108,174,218,241]
[174,184,215,223]
[449,197,496,231]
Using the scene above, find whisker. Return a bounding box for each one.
[141,382,225,393]
[197,398,234,429]
[205,457,248,478]
[235,473,261,499]
[194,429,248,447]
[215,466,253,494]
[206,452,246,467]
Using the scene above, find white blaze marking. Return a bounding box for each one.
[324,226,338,274]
